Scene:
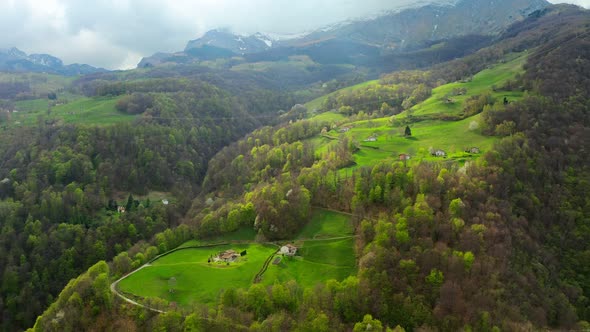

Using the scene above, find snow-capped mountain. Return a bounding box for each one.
[138,0,549,68]
[184,29,274,55]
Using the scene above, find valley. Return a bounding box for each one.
[0,1,589,331]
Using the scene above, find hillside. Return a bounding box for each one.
[138,0,548,79]
[283,0,548,50]
[2,3,589,332]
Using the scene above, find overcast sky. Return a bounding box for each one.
[0,0,587,70]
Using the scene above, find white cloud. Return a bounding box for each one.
[548,0,590,6]
[0,0,587,70]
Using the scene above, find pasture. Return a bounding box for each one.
[116,209,356,307]
[118,243,277,306]
[10,96,136,127]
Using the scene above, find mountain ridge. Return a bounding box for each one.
[138,0,549,68]
[0,47,106,76]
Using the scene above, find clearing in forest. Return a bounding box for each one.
[116,209,356,308]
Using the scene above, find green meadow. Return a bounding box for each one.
[263,238,356,288]
[306,53,530,169]
[10,96,136,127]
[296,209,354,239]
[305,79,379,111]
[406,52,528,118]
[117,209,356,307]
[118,243,277,306]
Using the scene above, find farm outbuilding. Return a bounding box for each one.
[431,149,447,157]
[280,244,298,256]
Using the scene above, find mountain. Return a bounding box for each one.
[281,0,549,50]
[24,4,590,331]
[138,0,549,68]
[0,47,106,75]
[185,29,273,54]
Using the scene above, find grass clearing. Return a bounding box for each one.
[315,113,495,171]
[263,238,356,288]
[347,114,495,167]
[407,52,528,118]
[118,243,277,306]
[307,54,528,169]
[297,209,353,239]
[9,96,136,127]
[180,227,257,247]
[118,209,356,307]
[305,80,379,111]
[310,111,346,123]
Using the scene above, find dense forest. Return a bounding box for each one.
[0,74,297,330]
[0,3,588,332]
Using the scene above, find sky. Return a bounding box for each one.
[0,0,587,70]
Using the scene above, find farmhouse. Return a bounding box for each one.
[339,126,352,133]
[431,149,447,157]
[280,244,298,256]
[215,249,240,263]
[364,135,377,142]
[465,147,480,154]
[399,154,411,161]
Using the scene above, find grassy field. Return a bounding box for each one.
[310,110,346,123]
[10,96,136,127]
[305,80,379,111]
[117,209,356,307]
[0,72,75,95]
[118,243,277,306]
[305,54,530,169]
[263,238,356,288]
[179,227,257,247]
[312,113,495,171]
[405,52,528,118]
[297,209,354,239]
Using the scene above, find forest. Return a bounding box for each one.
[0,3,588,332]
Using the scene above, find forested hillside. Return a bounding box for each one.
[0,71,297,330]
[1,3,588,332]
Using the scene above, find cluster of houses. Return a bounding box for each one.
[116,198,170,214]
[429,147,480,158]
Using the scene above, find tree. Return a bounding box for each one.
[426,268,444,288]
[353,314,383,332]
[405,126,412,137]
[125,194,134,212]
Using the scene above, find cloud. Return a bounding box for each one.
[0,0,587,70]
[548,0,590,6]
[0,0,429,69]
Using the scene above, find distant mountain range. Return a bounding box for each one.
[0,47,106,76]
[139,0,549,68]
